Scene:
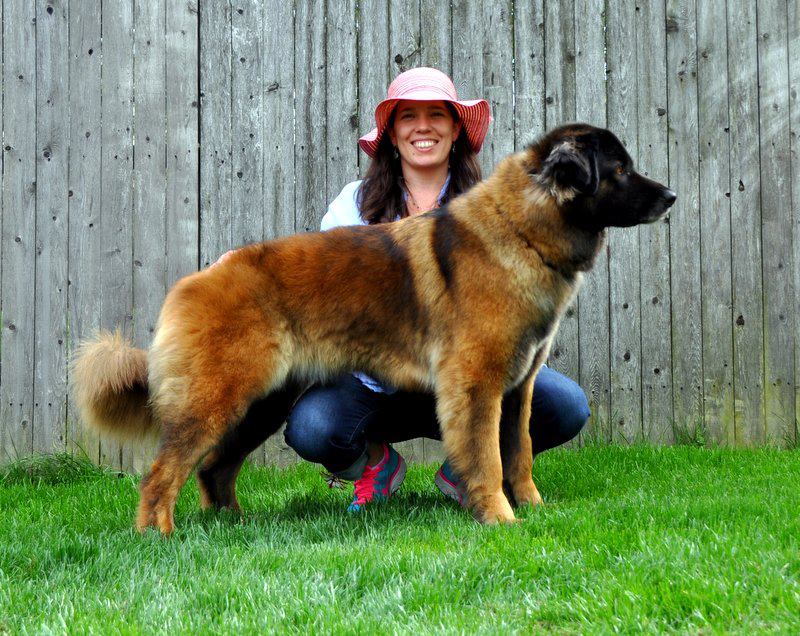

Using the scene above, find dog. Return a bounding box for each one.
[72,123,676,534]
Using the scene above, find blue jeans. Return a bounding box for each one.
[284,366,590,479]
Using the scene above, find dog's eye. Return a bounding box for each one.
[615,165,626,176]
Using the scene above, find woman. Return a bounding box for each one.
[280,67,591,512]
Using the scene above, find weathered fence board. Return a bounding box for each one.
[728,0,766,446]
[199,0,233,269]
[166,0,199,286]
[1,0,798,470]
[66,0,103,462]
[697,0,735,445]
[232,0,265,251]
[1,1,37,461]
[34,0,70,456]
[757,0,794,445]
[637,0,673,444]
[667,0,703,439]
[607,0,642,443]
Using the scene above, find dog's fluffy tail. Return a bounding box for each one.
[71,330,158,442]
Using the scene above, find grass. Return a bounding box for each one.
[1,447,799,634]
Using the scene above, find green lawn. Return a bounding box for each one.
[1,447,798,634]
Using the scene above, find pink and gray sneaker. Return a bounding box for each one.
[347,443,406,512]
[434,460,468,507]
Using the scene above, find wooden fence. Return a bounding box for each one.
[1,0,797,471]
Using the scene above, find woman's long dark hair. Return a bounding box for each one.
[357,104,483,225]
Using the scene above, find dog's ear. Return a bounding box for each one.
[538,133,599,197]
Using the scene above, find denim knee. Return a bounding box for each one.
[284,392,341,464]
[532,366,591,451]
[284,383,371,477]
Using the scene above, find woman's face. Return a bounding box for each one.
[388,100,461,172]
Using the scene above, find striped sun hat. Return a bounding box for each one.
[358,67,492,158]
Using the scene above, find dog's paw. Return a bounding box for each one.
[510,478,543,508]
[473,492,518,525]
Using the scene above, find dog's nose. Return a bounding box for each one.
[663,189,677,207]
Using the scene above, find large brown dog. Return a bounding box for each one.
[73,124,676,534]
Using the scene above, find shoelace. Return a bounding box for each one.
[352,463,381,504]
[321,471,345,489]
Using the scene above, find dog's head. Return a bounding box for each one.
[529,124,676,229]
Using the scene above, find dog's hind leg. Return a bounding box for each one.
[196,382,304,512]
[136,417,224,535]
[435,359,515,524]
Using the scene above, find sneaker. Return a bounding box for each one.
[434,460,468,507]
[347,444,406,512]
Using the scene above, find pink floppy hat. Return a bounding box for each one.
[358,67,492,158]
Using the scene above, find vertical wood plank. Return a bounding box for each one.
[1,0,37,461]
[389,0,421,75]
[326,0,358,204]
[34,0,69,455]
[166,0,199,286]
[263,0,296,240]
[66,0,103,462]
[728,0,765,446]
[637,0,674,444]
[790,0,800,447]
[607,0,642,443]
[481,1,514,172]
[357,0,390,178]
[757,0,794,445]
[295,0,327,233]
[697,0,734,445]
[231,0,264,251]
[575,0,609,442]
[99,0,134,469]
[513,0,546,148]
[132,0,167,473]
[199,0,232,268]
[452,0,483,168]
[420,0,451,74]
[543,0,580,403]
[666,0,703,440]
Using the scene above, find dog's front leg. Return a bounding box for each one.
[435,369,515,524]
[500,371,543,509]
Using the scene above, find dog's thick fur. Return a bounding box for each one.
[72,124,676,534]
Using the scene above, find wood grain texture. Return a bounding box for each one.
[231,0,264,251]
[666,0,703,440]
[637,0,674,444]
[34,0,69,455]
[1,1,37,460]
[199,0,232,268]
[756,0,794,445]
[607,0,642,443]
[727,0,765,446]
[294,0,327,233]
[66,0,103,463]
[697,0,734,445]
